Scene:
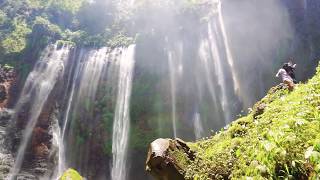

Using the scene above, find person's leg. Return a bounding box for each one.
[284,80,294,91]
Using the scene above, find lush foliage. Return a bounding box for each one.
[1,19,31,54]
[177,64,320,179]
[59,168,83,180]
[0,0,135,66]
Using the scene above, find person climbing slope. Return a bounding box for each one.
[285,61,297,83]
[276,62,295,91]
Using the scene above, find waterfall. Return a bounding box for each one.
[193,112,203,140]
[57,47,110,177]
[53,49,84,179]
[167,41,184,138]
[7,44,70,180]
[195,0,241,124]
[51,110,62,179]
[198,22,233,124]
[208,21,232,123]
[111,45,135,180]
[199,39,221,120]
[217,0,239,95]
[56,50,83,178]
[61,48,86,139]
[168,52,178,138]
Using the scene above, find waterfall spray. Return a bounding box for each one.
[193,112,203,140]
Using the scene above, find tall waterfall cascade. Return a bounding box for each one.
[7,44,71,179]
[198,0,240,125]
[168,52,178,138]
[56,47,111,178]
[5,44,137,179]
[111,45,136,180]
[165,0,241,137]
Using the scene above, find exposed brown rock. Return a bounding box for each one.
[253,102,266,119]
[34,143,49,158]
[0,65,16,108]
[0,85,7,102]
[32,126,51,159]
[32,127,48,146]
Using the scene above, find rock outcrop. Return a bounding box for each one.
[0,65,16,108]
[146,138,195,180]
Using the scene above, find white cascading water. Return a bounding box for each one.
[196,0,240,124]
[208,21,232,123]
[56,47,110,178]
[199,39,221,113]
[198,24,232,124]
[55,50,84,179]
[111,45,136,180]
[51,111,62,179]
[167,42,184,138]
[217,0,239,94]
[168,52,178,138]
[75,48,110,107]
[7,44,70,180]
[193,112,203,140]
[217,0,253,109]
[61,49,83,139]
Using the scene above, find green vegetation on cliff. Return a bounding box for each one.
[179,64,320,179]
[0,0,135,66]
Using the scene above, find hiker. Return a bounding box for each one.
[276,63,295,91]
[285,61,297,83]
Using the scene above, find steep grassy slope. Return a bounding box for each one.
[183,65,320,179]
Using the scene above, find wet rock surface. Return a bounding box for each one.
[0,109,14,179]
[0,107,55,179]
[146,138,195,180]
[15,172,37,180]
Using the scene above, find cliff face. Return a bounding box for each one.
[146,64,320,179]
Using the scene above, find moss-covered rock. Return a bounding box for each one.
[59,169,83,180]
[146,138,195,180]
[147,64,320,179]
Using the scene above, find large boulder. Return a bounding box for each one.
[146,138,195,180]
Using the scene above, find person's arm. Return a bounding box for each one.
[276,69,281,77]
